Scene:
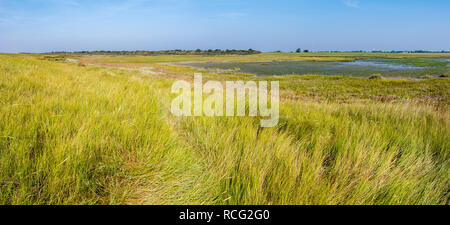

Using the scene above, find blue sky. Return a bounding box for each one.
[0,0,449,53]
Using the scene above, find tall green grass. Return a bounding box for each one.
[0,55,448,204]
[177,102,448,204]
[0,55,210,204]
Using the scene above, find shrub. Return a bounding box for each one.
[368,74,383,79]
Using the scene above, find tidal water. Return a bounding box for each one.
[181,58,449,76]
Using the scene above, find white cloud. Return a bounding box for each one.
[344,0,360,8]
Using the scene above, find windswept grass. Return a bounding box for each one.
[0,55,213,204]
[0,54,448,204]
[178,102,449,204]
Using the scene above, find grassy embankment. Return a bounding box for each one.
[0,54,449,204]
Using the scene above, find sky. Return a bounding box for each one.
[0,0,449,53]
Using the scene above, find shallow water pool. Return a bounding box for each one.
[182,58,449,76]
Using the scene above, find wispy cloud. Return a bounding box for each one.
[217,12,247,20]
[57,0,80,6]
[344,0,360,8]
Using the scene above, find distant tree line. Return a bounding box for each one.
[319,50,450,53]
[275,49,310,53]
[47,49,261,56]
[295,48,309,53]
